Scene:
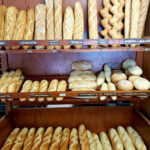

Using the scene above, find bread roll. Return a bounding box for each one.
[108,82,117,101]
[63,7,74,49]
[127,126,147,150]
[78,124,90,150]
[39,127,54,150]
[122,59,136,70]
[60,128,70,150]
[92,133,103,150]
[69,128,78,150]
[108,128,123,150]
[1,128,20,150]
[104,64,111,83]
[74,2,84,49]
[133,77,150,90]
[9,70,16,77]
[23,8,35,49]
[111,72,127,83]
[35,4,46,49]
[128,66,143,76]
[100,82,108,101]
[23,128,36,150]
[97,71,105,86]
[20,80,32,102]
[100,131,112,150]
[117,126,135,150]
[72,61,93,71]
[45,0,55,49]
[12,10,26,49]
[128,75,140,83]
[49,127,62,150]
[54,0,62,49]
[15,69,22,75]
[31,127,45,150]
[12,128,29,150]
[117,80,133,90]
[70,70,94,76]
[4,6,18,49]
[88,0,98,48]
[38,80,49,102]
[28,81,40,102]
[56,80,67,101]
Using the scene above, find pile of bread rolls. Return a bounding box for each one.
[1,124,146,150]
[20,79,67,102]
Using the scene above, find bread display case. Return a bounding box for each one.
[0,0,150,149]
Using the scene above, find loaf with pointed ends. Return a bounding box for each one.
[92,133,103,150]
[23,128,36,150]
[45,0,55,49]
[117,126,135,150]
[63,7,74,49]
[49,127,62,150]
[1,128,20,150]
[117,80,133,90]
[87,130,97,150]
[70,70,94,76]
[78,124,90,150]
[88,0,98,48]
[69,128,78,150]
[60,128,70,150]
[56,80,67,101]
[128,66,143,76]
[104,64,111,82]
[108,82,117,100]
[12,128,28,150]
[35,4,46,49]
[100,82,108,101]
[74,2,84,49]
[38,80,49,102]
[9,70,16,77]
[122,59,136,70]
[12,10,26,50]
[111,72,127,83]
[128,76,140,83]
[100,131,112,150]
[54,0,62,49]
[39,127,54,150]
[127,126,147,150]
[108,128,123,150]
[97,71,105,86]
[23,8,35,49]
[31,127,45,150]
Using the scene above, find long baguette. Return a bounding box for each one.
[92,133,103,150]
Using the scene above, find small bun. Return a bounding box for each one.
[128,76,140,83]
[134,77,150,90]
[117,80,134,90]
[128,66,143,76]
[111,72,127,83]
[122,59,136,70]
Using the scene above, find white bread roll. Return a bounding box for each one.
[128,66,143,76]
[104,64,111,83]
[133,77,150,90]
[117,80,133,90]
[111,72,127,83]
[108,82,117,101]
[69,128,78,150]
[122,59,136,70]
[128,76,140,83]
[97,71,105,86]
[100,82,108,101]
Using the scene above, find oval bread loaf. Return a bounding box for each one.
[117,80,133,90]
[128,75,140,83]
[122,59,136,70]
[97,71,105,86]
[128,66,143,76]
[111,72,127,83]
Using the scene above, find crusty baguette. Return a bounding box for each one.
[8,70,16,77]
[108,82,117,101]
[11,128,29,150]
[60,128,70,150]
[49,127,62,150]
[92,133,103,150]
[100,82,108,101]
[74,1,84,49]
[1,128,20,150]
[104,64,111,83]
[97,71,105,86]
[69,128,78,150]
[78,124,90,150]
[23,128,36,150]
[23,8,35,49]
[31,127,45,150]
[39,127,54,150]
[87,130,96,150]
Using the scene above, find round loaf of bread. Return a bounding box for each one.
[117,80,134,90]
[111,72,127,83]
[128,75,140,82]
[128,66,143,76]
[122,59,136,70]
[133,77,150,90]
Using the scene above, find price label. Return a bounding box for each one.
[0,41,6,46]
[59,93,66,97]
[123,39,150,44]
[27,49,32,53]
[122,92,149,96]
[78,93,99,97]
[68,40,84,45]
[102,92,118,96]
[19,40,38,45]
[49,40,59,45]
[30,93,51,98]
[0,94,11,98]
[98,39,108,45]
[0,50,5,54]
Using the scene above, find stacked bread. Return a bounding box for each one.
[1,125,146,150]
[20,79,67,102]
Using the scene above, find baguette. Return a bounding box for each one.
[97,71,105,86]
[74,1,84,49]
[16,79,24,92]
[60,128,70,150]
[47,79,59,101]
[39,127,54,150]
[104,64,111,83]
[69,128,79,150]
[49,127,62,150]
[87,130,96,150]
[54,0,62,49]
[92,133,103,150]
[1,128,20,150]
[15,69,22,75]
[100,82,108,101]
[108,82,117,101]
[23,128,36,150]
[78,124,90,150]
[31,127,45,150]
[9,70,16,77]
[12,128,29,150]
[23,8,35,49]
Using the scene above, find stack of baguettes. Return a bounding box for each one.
[1,124,147,150]
[20,79,67,102]
[68,61,97,92]
[0,69,25,101]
